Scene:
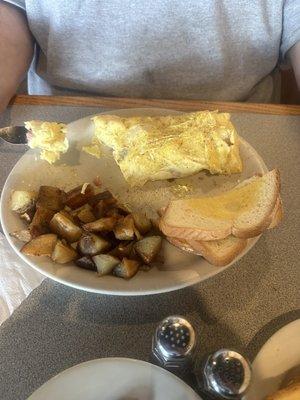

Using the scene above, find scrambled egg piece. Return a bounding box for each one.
[90,111,243,186]
[82,137,102,158]
[25,121,68,164]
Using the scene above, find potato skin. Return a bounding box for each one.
[75,256,97,271]
[10,190,37,214]
[36,186,65,211]
[21,233,57,256]
[77,233,110,256]
[29,207,55,238]
[49,212,82,243]
[51,240,78,264]
[113,258,140,279]
[64,184,94,209]
[134,236,162,264]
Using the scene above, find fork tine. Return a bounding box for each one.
[0,126,28,144]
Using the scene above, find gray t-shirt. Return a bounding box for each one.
[3,0,300,102]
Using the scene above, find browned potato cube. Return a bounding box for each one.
[64,184,94,209]
[113,258,140,279]
[59,209,76,223]
[93,200,106,218]
[134,236,162,264]
[103,197,117,207]
[88,190,113,207]
[10,229,32,243]
[113,215,135,240]
[110,241,135,258]
[132,213,152,234]
[83,217,117,232]
[133,225,143,241]
[77,208,96,223]
[36,186,65,211]
[21,233,57,256]
[92,254,120,276]
[29,207,55,238]
[71,204,96,223]
[75,256,96,271]
[10,190,37,214]
[105,207,122,218]
[50,212,82,242]
[99,231,120,249]
[77,233,110,256]
[51,240,78,264]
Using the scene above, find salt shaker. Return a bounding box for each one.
[198,349,252,399]
[152,315,196,376]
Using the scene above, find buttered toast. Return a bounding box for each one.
[160,169,280,241]
[160,169,282,266]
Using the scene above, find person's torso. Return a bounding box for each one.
[26,0,284,101]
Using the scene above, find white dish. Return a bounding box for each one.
[27,357,202,400]
[246,319,300,400]
[0,108,268,295]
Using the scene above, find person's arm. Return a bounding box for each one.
[288,42,300,90]
[0,2,33,112]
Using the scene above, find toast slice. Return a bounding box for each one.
[167,235,247,266]
[160,169,280,240]
[188,236,247,266]
[165,193,282,267]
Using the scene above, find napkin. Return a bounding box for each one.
[0,233,44,325]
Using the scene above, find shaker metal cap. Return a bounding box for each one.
[153,315,196,363]
[203,349,251,399]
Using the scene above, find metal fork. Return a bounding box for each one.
[0,125,28,144]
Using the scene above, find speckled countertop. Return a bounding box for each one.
[0,105,299,400]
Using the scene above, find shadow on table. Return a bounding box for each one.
[38,279,246,359]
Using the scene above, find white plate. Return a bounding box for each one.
[0,108,268,295]
[27,357,202,400]
[246,319,300,400]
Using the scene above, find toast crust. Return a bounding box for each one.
[268,196,283,229]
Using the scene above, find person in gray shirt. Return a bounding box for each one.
[0,0,299,113]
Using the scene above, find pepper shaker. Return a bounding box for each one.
[198,349,252,399]
[152,315,196,377]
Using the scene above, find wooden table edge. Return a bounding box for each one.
[9,95,300,115]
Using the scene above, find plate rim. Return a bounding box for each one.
[247,319,300,399]
[0,107,268,296]
[27,357,202,399]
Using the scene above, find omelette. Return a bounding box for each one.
[89,111,243,186]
